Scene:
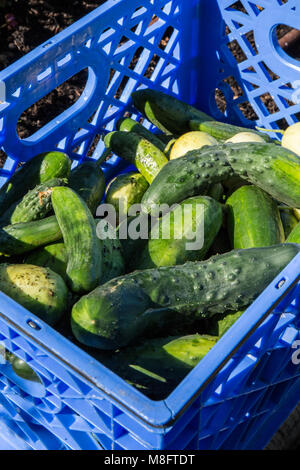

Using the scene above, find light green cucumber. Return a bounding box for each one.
[0,264,68,326]
[116,117,166,152]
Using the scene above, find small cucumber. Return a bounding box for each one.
[8,353,41,383]
[105,172,149,220]
[0,264,68,326]
[226,186,285,249]
[0,177,67,225]
[0,151,71,214]
[68,160,105,215]
[116,117,166,152]
[131,89,213,135]
[134,196,222,269]
[169,131,218,160]
[25,242,68,281]
[189,119,271,143]
[0,215,62,256]
[51,187,103,294]
[104,131,168,183]
[71,243,300,349]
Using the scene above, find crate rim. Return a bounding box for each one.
[1,252,299,430]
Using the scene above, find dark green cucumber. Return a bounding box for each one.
[96,334,217,399]
[207,183,224,202]
[141,146,234,215]
[0,264,68,326]
[226,185,285,249]
[117,214,151,271]
[0,177,67,225]
[280,209,299,239]
[71,243,300,349]
[142,142,300,214]
[95,220,125,284]
[189,119,271,143]
[116,117,166,152]
[131,89,213,135]
[134,196,223,269]
[0,215,62,256]
[286,221,300,243]
[68,160,105,215]
[25,242,68,281]
[51,187,103,293]
[104,131,168,183]
[105,171,149,220]
[0,151,71,214]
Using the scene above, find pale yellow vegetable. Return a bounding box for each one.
[169,131,218,160]
[225,132,266,144]
[281,122,300,156]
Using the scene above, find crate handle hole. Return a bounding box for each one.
[273,25,300,63]
[276,278,286,289]
[27,320,41,330]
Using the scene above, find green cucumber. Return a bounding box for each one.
[104,131,168,183]
[207,183,224,202]
[96,334,217,399]
[226,185,285,249]
[131,89,213,135]
[189,119,271,143]
[117,214,151,271]
[71,243,300,349]
[0,264,68,326]
[280,209,299,239]
[51,187,103,294]
[286,221,300,243]
[105,171,149,220]
[68,160,105,215]
[25,242,68,281]
[116,117,166,152]
[134,196,222,269]
[0,216,62,256]
[95,220,125,284]
[0,177,67,226]
[141,146,234,215]
[142,142,300,214]
[0,151,71,214]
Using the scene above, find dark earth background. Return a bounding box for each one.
[0,0,300,449]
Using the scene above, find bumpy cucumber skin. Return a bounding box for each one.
[116,118,166,152]
[68,161,105,215]
[0,151,71,214]
[71,243,300,349]
[104,131,168,183]
[135,196,223,269]
[52,187,103,294]
[225,142,300,208]
[280,210,299,239]
[0,215,62,256]
[0,264,68,326]
[286,221,300,243]
[226,185,285,249]
[0,177,67,226]
[25,242,68,281]
[189,119,271,143]
[97,334,217,398]
[131,89,213,135]
[105,172,149,219]
[142,142,300,214]
[141,146,234,215]
[95,220,125,284]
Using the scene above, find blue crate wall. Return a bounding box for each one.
[0,0,299,450]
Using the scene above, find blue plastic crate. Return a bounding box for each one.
[0,0,299,450]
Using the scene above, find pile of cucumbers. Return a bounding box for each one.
[1,89,300,399]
